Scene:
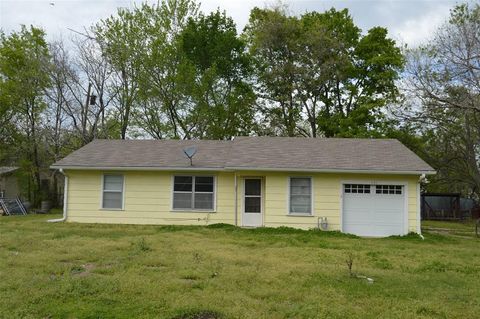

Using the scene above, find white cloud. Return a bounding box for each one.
[0,0,456,47]
[389,3,452,47]
[0,0,130,40]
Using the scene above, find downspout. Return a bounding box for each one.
[234,172,238,226]
[417,174,425,237]
[48,168,68,223]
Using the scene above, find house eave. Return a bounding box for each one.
[50,165,227,172]
[0,167,19,175]
[225,166,436,175]
[50,165,436,175]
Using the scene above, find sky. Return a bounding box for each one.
[0,0,460,47]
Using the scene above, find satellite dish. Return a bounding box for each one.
[183,146,197,166]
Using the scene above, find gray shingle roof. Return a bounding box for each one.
[51,137,434,174]
[0,167,18,175]
[52,140,229,169]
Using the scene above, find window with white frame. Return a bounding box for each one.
[344,184,371,194]
[376,185,403,195]
[289,177,312,215]
[102,174,124,209]
[173,176,214,210]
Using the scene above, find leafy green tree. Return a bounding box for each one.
[94,5,149,139]
[123,0,199,139]
[245,7,404,137]
[180,10,256,139]
[244,7,302,136]
[0,25,51,203]
[0,31,16,161]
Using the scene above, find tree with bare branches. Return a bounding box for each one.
[401,3,480,196]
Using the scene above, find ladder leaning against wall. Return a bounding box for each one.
[0,197,27,215]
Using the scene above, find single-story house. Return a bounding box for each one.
[51,137,435,237]
[0,167,20,198]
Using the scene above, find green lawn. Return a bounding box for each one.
[1,215,479,319]
[422,220,478,237]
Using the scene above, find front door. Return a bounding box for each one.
[242,178,262,227]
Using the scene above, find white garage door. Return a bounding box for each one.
[343,184,405,237]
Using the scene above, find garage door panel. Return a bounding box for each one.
[343,224,375,236]
[343,184,405,237]
[374,218,403,226]
[374,225,405,237]
[374,210,404,223]
[343,195,372,208]
[343,208,371,223]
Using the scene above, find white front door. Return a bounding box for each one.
[342,183,406,237]
[242,178,263,227]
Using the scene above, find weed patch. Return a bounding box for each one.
[171,310,223,319]
[131,237,152,253]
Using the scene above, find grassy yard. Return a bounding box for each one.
[0,216,479,319]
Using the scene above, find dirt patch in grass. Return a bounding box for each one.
[423,227,477,238]
[171,310,223,319]
[71,263,96,277]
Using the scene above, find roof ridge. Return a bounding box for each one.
[90,136,400,142]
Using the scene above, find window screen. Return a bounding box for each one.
[102,175,124,209]
[173,176,214,210]
[289,177,312,215]
[244,179,261,213]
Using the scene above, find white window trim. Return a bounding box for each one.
[100,173,125,211]
[287,176,314,216]
[375,184,403,195]
[171,175,217,212]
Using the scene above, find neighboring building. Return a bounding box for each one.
[51,137,435,237]
[421,193,478,220]
[0,167,20,198]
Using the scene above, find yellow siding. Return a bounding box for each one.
[65,170,420,233]
[66,170,235,226]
